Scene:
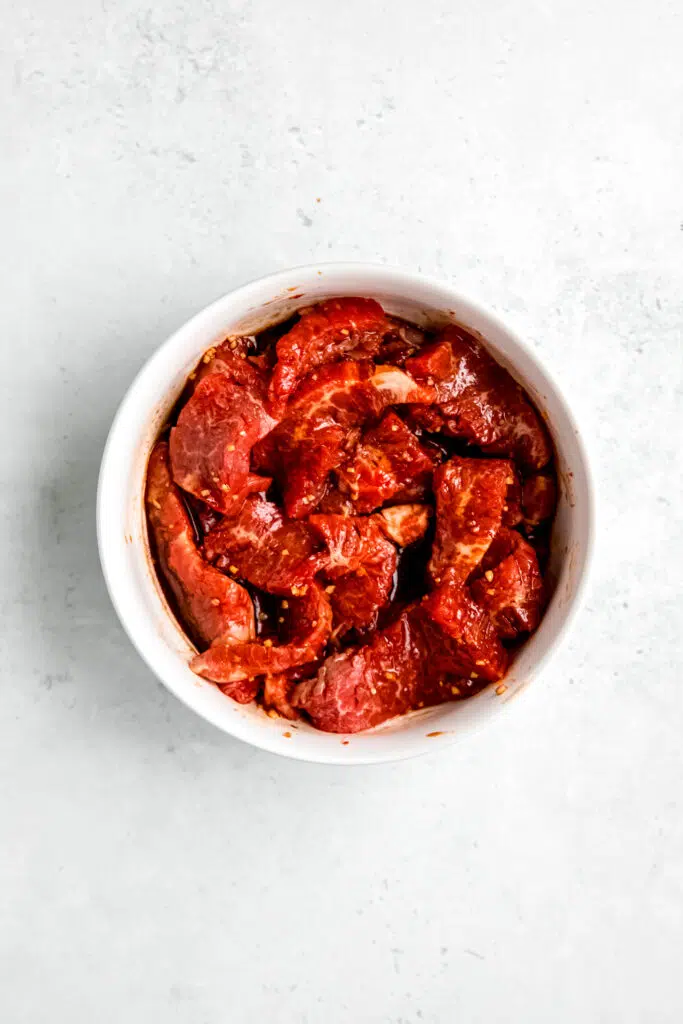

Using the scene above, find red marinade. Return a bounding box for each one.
[145,297,557,733]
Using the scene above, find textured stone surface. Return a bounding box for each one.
[2,1,682,1021]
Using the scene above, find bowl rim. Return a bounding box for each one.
[97,261,596,764]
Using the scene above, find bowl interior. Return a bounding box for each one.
[97,265,593,764]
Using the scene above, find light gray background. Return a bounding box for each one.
[2,2,682,1022]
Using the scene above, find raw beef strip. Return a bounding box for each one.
[406,326,552,469]
[253,362,433,519]
[145,442,255,648]
[170,372,276,514]
[189,338,268,400]
[203,496,325,596]
[269,297,389,407]
[191,583,332,685]
[293,606,484,734]
[309,514,397,635]
[293,612,425,733]
[429,456,513,586]
[416,589,508,682]
[335,411,436,512]
[470,528,543,639]
[375,504,431,548]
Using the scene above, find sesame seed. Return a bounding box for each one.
[278,616,284,623]
[201,489,210,497]
[496,683,507,695]
[433,576,441,584]
[487,588,495,595]
[311,620,318,627]
[475,660,486,666]
[370,686,377,695]
[340,328,350,336]
[227,444,236,452]
[211,598,221,606]
[263,639,273,648]
[239,430,246,436]
[229,564,239,574]
[451,685,460,696]
[282,600,289,608]
[325,585,336,594]
[188,371,197,380]
[267,708,278,718]
[151,499,161,509]
[229,340,237,349]
[485,570,494,582]
[281,548,290,556]
[503,505,509,511]
[221,484,230,492]
[470,672,478,679]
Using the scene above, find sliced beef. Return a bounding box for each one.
[203,496,325,596]
[292,604,485,734]
[406,326,552,469]
[470,528,544,639]
[191,582,332,684]
[253,362,433,519]
[429,456,513,586]
[417,588,508,681]
[191,338,268,400]
[293,612,425,733]
[309,514,397,635]
[269,297,389,407]
[145,442,255,648]
[170,373,276,514]
[335,411,436,512]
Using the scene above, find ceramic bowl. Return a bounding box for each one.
[97,263,594,764]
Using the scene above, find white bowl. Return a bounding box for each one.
[97,263,595,764]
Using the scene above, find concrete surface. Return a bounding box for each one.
[2,1,682,1021]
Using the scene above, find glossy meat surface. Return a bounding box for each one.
[471,528,544,638]
[170,373,275,513]
[146,442,255,647]
[191,582,332,683]
[254,361,433,518]
[269,297,389,407]
[336,411,436,512]
[309,514,397,635]
[406,326,552,469]
[203,496,325,596]
[146,299,557,730]
[429,456,513,586]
